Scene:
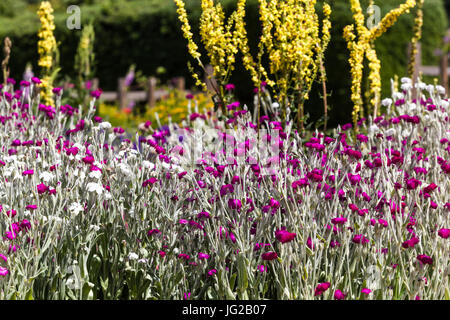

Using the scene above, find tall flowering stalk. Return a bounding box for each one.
[344,0,416,127]
[37,1,58,106]
[2,37,11,87]
[408,0,424,81]
[243,0,332,130]
[174,0,245,113]
[74,23,96,112]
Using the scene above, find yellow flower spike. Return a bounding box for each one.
[37,1,57,106]
[408,0,424,80]
[345,0,417,126]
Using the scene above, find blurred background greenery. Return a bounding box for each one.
[0,0,448,128]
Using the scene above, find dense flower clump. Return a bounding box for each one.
[0,76,449,300]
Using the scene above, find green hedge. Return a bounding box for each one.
[0,0,447,127]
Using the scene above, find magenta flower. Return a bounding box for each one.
[361,288,372,295]
[307,236,315,250]
[352,234,369,244]
[0,266,8,277]
[82,155,95,165]
[225,83,235,91]
[402,236,419,249]
[438,228,450,239]
[269,198,280,209]
[417,254,433,265]
[25,205,38,211]
[275,228,296,243]
[261,252,278,261]
[228,198,242,210]
[257,265,266,273]
[142,178,158,187]
[90,89,103,99]
[158,250,166,258]
[314,282,331,296]
[207,269,217,276]
[31,77,41,84]
[0,253,7,263]
[22,169,34,176]
[334,289,346,300]
[331,217,347,225]
[147,229,160,236]
[183,292,191,300]
[198,252,210,260]
[37,183,48,194]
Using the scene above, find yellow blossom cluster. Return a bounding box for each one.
[408,0,424,80]
[345,0,416,127]
[173,0,205,90]
[199,0,240,83]
[37,1,57,106]
[174,0,331,127]
[242,0,332,127]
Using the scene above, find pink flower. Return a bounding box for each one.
[275,228,296,244]
[257,265,266,273]
[82,155,95,165]
[438,228,450,239]
[207,269,217,276]
[334,289,346,300]
[158,250,166,258]
[142,178,158,187]
[197,211,210,219]
[352,234,369,244]
[147,229,160,236]
[261,252,278,261]
[228,198,242,210]
[402,236,419,249]
[22,169,34,176]
[198,252,210,260]
[26,205,38,211]
[314,282,331,296]
[361,288,372,295]
[417,254,433,265]
[331,217,347,225]
[37,183,48,194]
[0,266,9,276]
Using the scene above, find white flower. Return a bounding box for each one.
[401,83,412,91]
[142,161,155,170]
[426,85,435,93]
[86,182,103,195]
[99,122,112,130]
[369,124,380,134]
[408,103,417,112]
[138,258,148,264]
[161,162,171,170]
[441,100,449,109]
[415,82,427,90]
[90,225,100,232]
[381,98,393,107]
[89,170,102,179]
[104,192,112,200]
[385,128,396,136]
[40,171,54,183]
[393,92,404,100]
[128,252,139,260]
[401,77,412,83]
[3,155,17,163]
[69,202,84,216]
[118,162,133,178]
[272,102,280,109]
[436,85,446,95]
